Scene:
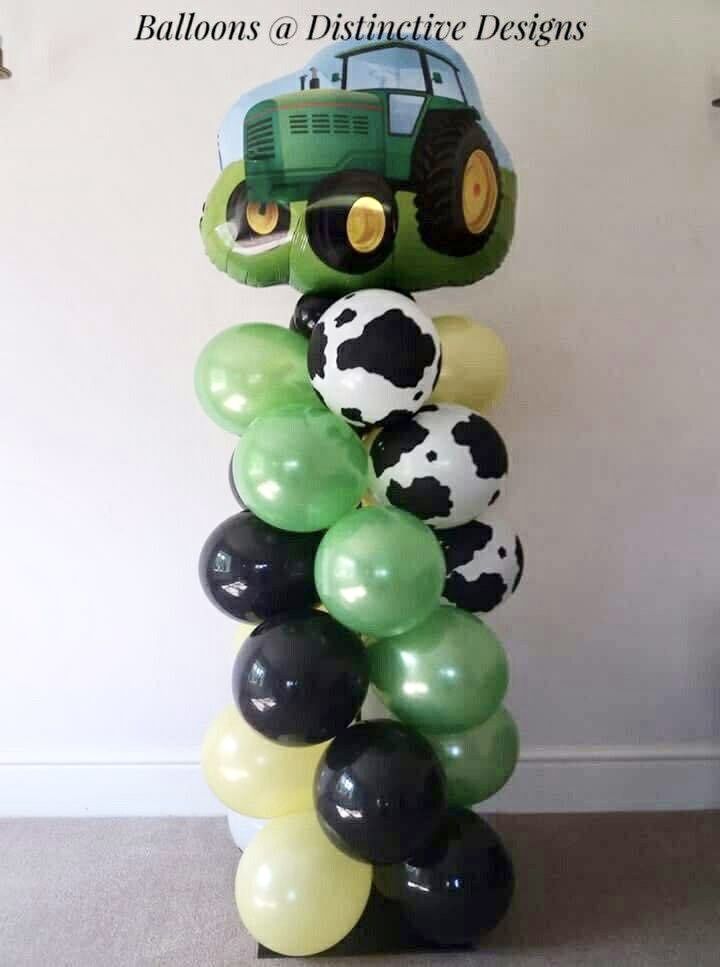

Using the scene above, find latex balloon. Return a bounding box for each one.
[290,292,336,338]
[233,404,368,533]
[228,453,248,510]
[199,512,321,622]
[425,707,519,807]
[431,316,508,412]
[201,705,328,818]
[232,611,368,746]
[235,810,372,956]
[314,507,445,637]
[314,720,447,865]
[307,290,441,430]
[437,518,524,614]
[369,403,508,528]
[194,323,318,434]
[373,808,514,946]
[369,605,508,734]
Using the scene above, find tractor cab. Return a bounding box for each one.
[335,40,467,96]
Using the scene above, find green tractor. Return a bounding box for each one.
[235,41,502,274]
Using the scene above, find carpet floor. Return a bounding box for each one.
[1,812,718,966]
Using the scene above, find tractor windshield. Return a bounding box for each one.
[345,46,427,93]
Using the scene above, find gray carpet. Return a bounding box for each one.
[1,813,718,966]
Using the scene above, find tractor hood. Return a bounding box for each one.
[243,90,386,205]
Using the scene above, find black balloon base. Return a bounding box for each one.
[257,888,473,959]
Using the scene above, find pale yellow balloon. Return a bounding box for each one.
[202,705,328,818]
[432,315,509,412]
[235,811,372,956]
[362,426,381,453]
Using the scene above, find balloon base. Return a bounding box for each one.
[257,887,473,958]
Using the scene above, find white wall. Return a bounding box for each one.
[1,0,719,815]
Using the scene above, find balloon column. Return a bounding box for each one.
[196,38,523,957]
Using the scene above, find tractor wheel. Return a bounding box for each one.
[414,119,501,257]
[306,171,397,274]
[226,182,290,244]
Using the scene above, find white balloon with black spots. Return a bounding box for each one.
[368,403,508,528]
[437,518,524,614]
[307,289,441,429]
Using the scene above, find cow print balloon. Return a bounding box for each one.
[437,518,524,614]
[369,404,508,528]
[307,289,441,429]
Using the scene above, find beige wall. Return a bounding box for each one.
[1,0,719,813]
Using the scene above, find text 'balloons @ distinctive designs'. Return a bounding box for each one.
[314,720,447,866]
[233,404,368,533]
[425,707,519,807]
[369,403,508,528]
[314,506,445,637]
[194,323,318,434]
[232,611,368,746]
[369,606,509,734]
[308,289,441,430]
[235,810,372,957]
[199,512,321,622]
[374,809,514,946]
[202,705,328,818]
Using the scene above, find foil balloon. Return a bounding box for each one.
[369,605,509,734]
[369,403,508,528]
[201,39,516,297]
[232,404,368,532]
[232,610,368,746]
[198,512,321,622]
[235,810,372,956]
[374,808,515,946]
[314,720,447,865]
[307,290,441,429]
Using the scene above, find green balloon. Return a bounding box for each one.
[194,324,318,434]
[233,405,367,532]
[425,707,519,807]
[315,507,445,637]
[369,606,508,734]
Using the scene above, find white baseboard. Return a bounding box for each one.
[1,744,718,817]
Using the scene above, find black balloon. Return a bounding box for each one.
[374,808,515,946]
[289,292,337,338]
[233,610,369,746]
[314,720,447,865]
[228,454,247,510]
[198,513,321,622]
